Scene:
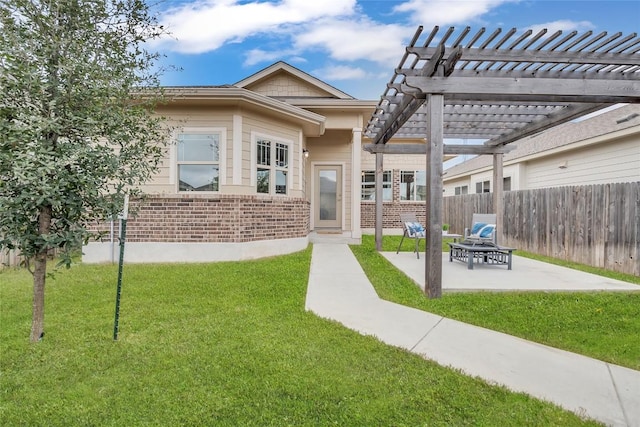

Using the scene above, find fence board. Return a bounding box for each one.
[1,249,22,268]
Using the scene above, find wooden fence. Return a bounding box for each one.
[443,182,640,276]
[1,248,61,269]
[1,248,24,268]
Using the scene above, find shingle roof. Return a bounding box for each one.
[444,104,640,177]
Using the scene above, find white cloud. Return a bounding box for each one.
[157,0,358,54]
[156,0,525,67]
[527,19,594,35]
[313,65,368,80]
[155,0,545,93]
[295,18,409,65]
[243,48,294,67]
[393,0,517,27]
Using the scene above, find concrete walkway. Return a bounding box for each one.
[305,243,640,427]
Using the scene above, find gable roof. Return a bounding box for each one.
[235,61,354,100]
[444,104,640,178]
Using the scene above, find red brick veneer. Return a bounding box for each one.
[92,195,310,243]
[360,202,427,229]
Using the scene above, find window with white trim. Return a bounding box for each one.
[400,170,426,201]
[475,180,490,193]
[361,170,392,201]
[503,177,512,192]
[177,133,219,192]
[455,185,468,195]
[256,138,289,195]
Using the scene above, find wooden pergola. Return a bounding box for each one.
[364,26,640,298]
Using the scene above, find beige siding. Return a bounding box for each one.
[242,112,304,197]
[141,106,234,194]
[443,177,470,196]
[246,73,332,98]
[525,137,640,189]
[139,106,307,198]
[308,130,353,229]
[321,112,364,129]
[466,164,523,193]
[361,150,427,171]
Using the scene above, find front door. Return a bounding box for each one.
[314,165,342,229]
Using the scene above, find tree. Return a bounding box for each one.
[0,0,171,342]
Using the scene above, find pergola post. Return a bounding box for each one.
[425,94,444,298]
[492,153,504,244]
[374,152,384,251]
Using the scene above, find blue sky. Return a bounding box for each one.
[152,0,640,100]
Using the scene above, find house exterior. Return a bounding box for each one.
[83,61,430,263]
[82,63,640,264]
[443,104,640,196]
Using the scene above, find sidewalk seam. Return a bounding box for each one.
[410,316,445,352]
[606,363,631,427]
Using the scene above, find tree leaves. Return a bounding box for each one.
[1,0,171,264]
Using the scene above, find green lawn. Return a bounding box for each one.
[352,235,640,370]
[0,247,600,426]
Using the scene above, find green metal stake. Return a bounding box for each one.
[113,219,127,340]
[113,195,129,341]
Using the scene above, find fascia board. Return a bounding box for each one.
[164,87,326,136]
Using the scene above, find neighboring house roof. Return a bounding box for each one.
[235,61,354,100]
[444,104,640,178]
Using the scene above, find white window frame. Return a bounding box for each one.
[503,176,512,192]
[250,132,292,196]
[455,185,469,195]
[475,180,491,194]
[400,170,427,201]
[171,127,226,193]
[361,170,392,201]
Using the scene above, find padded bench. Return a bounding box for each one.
[448,242,516,270]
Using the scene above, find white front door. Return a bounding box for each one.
[314,165,342,229]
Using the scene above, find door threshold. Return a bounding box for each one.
[314,229,343,235]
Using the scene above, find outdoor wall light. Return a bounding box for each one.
[303,148,309,158]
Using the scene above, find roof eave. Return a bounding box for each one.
[163,87,326,136]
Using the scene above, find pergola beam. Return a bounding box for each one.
[403,77,640,103]
[484,103,607,146]
[405,46,640,66]
[363,143,514,155]
[422,68,640,81]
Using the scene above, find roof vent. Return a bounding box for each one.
[616,113,639,124]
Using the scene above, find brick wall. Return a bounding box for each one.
[92,194,310,243]
[360,202,427,228]
[360,169,428,228]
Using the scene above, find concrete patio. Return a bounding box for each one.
[381,251,640,292]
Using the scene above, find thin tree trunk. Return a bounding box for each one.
[30,205,52,343]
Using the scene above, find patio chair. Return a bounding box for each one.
[396,213,426,259]
[463,213,497,245]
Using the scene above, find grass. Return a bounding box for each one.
[0,247,601,426]
[352,235,640,370]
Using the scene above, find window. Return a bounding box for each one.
[256,138,289,195]
[361,170,392,201]
[475,180,490,193]
[454,185,468,195]
[177,133,219,192]
[503,177,511,192]
[400,170,427,201]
